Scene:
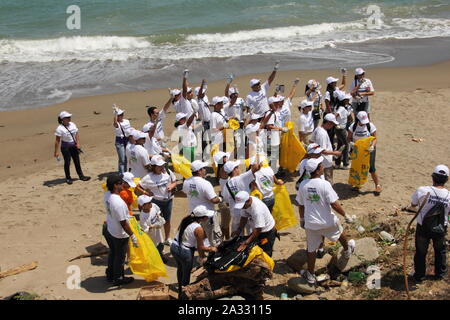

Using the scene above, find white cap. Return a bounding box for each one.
[116,108,125,115]
[223,96,229,105]
[326,76,339,84]
[342,93,352,101]
[194,86,207,96]
[305,156,324,173]
[355,68,365,75]
[250,155,267,165]
[192,205,215,218]
[191,160,209,172]
[224,160,240,174]
[250,79,261,87]
[251,113,263,120]
[175,112,188,122]
[122,172,136,188]
[433,165,449,177]
[213,151,230,166]
[324,113,339,125]
[142,122,154,133]
[268,96,277,105]
[137,195,153,207]
[186,87,193,93]
[211,96,225,105]
[170,89,182,96]
[150,155,166,166]
[277,95,285,101]
[307,143,324,154]
[299,99,314,109]
[59,111,72,119]
[234,191,250,209]
[307,80,316,88]
[133,131,147,140]
[356,111,369,124]
[228,87,239,95]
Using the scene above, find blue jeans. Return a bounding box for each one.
[115,142,127,174]
[170,242,195,290]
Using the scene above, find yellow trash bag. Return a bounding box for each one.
[250,189,263,200]
[348,136,375,188]
[171,153,192,179]
[215,244,275,273]
[102,177,140,209]
[128,216,168,282]
[272,184,298,231]
[280,121,306,172]
[228,119,240,130]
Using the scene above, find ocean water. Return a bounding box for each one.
[1,0,450,109]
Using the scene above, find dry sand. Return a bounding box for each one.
[0,61,449,300]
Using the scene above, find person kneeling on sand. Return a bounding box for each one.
[296,157,355,287]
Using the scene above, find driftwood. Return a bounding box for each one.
[181,258,272,300]
[0,261,38,280]
[68,248,109,262]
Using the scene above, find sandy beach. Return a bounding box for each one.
[1,61,450,300]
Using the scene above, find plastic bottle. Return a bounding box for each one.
[379,231,395,242]
[280,293,289,300]
[357,225,365,233]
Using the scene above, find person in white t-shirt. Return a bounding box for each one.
[296,157,355,286]
[246,61,279,116]
[311,113,342,184]
[264,97,288,173]
[350,68,375,114]
[195,79,211,160]
[324,71,347,147]
[145,104,170,150]
[210,96,230,151]
[136,155,177,245]
[232,191,278,257]
[347,111,381,194]
[175,112,199,162]
[276,78,300,126]
[213,151,232,239]
[298,99,314,146]
[54,111,90,184]
[407,165,449,282]
[295,143,326,191]
[305,80,324,129]
[170,205,218,297]
[334,92,354,169]
[142,116,171,159]
[138,195,166,262]
[113,107,132,174]
[126,131,152,179]
[102,174,138,286]
[245,113,271,160]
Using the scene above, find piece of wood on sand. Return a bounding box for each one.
[0,261,38,280]
[68,243,109,262]
[181,258,273,300]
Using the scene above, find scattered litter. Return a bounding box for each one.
[357,225,366,233]
[316,274,330,283]
[379,231,395,242]
[412,138,424,142]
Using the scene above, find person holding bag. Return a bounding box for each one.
[54,111,90,185]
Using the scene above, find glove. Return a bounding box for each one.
[344,215,354,224]
[131,234,139,248]
[349,141,355,149]
[300,218,305,229]
[274,60,280,71]
[340,68,347,75]
[281,127,288,133]
[227,74,234,84]
[217,196,223,203]
[223,123,230,129]
[368,146,374,153]
[183,69,189,78]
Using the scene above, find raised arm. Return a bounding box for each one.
[224,74,234,98]
[267,60,279,86]
[288,78,300,100]
[198,79,206,100]
[182,69,189,99]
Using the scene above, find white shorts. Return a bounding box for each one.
[305,223,343,253]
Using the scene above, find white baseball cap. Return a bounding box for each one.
[186,87,193,93]
[122,172,136,188]
[355,68,365,75]
[251,113,263,120]
[175,112,188,122]
[326,76,339,84]
[324,113,339,125]
[192,205,215,218]
[213,151,230,166]
[228,87,239,95]
[142,122,154,133]
[234,191,250,209]
[268,96,277,105]
[194,86,207,96]
[357,111,369,124]
[277,95,285,102]
[191,160,209,172]
[116,108,125,115]
[433,165,449,177]
[59,111,72,119]
[250,155,267,165]
[211,96,225,106]
[137,195,153,207]
[305,156,324,174]
[307,80,316,88]
[170,89,181,96]
[307,143,324,154]
[224,160,240,174]
[133,131,147,140]
[150,155,166,166]
[299,99,314,109]
[250,79,261,87]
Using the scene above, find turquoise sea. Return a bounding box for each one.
[1,0,450,109]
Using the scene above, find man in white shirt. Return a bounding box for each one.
[246,61,279,117]
[296,157,355,286]
[407,165,449,282]
[334,92,353,169]
[298,99,314,146]
[102,174,138,286]
[311,113,342,184]
[350,68,375,114]
[126,131,152,179]
[232,191,278,257]
[196,80,211,160]
[210,96,230,152]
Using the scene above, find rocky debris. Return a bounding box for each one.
[218,296,246,300]
[287,277,317,295]
[331,237,379,273]
[287,249,333,274]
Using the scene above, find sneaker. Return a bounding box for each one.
[164,238,173,246]
[301,270,317,285]
[343,239,356,259]
[410,273,424,283]
[79,176,91,181]
[316,248,326,259]
[112,276,134,286]
[66,178,73,185]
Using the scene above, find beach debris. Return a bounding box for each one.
[379,231,395,242]
[280,292,289,300]
[316,274,330,283]
[4,292,39,300]
[218,295,246,300]
[68,244,109,262]
[295,294,303,300]
[320,280,342,288]
[93,111,101,115]
[287,249,332,274]
[137,282,170,300]
[348,271,365,283]
[0,261,38,280]
[411,138,424,143]
[357,225,366,233]
[331,237,379,272]
[287,277,317,295]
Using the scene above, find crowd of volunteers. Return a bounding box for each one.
[54,63,448,294]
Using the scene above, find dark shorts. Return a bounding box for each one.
[152,198,173,222]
